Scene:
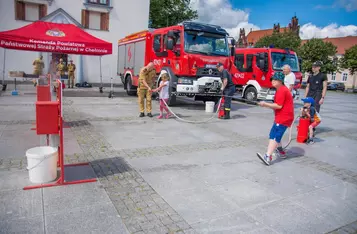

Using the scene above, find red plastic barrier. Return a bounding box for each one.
[296,117,310,143]
[37,85,51,101]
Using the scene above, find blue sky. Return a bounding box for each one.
[232,0,357,29]
[190,0,357,39]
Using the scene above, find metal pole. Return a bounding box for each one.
[99,56,103,93]
[2,49,6,86]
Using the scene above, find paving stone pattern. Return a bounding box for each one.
[2,89,357,233]
[64,106,196,234]
[290,156,357,186]
[327,220,357,234]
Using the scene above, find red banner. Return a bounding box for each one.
[0,21,112,56]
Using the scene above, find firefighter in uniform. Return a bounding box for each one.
[304,61,327,113]
[56,58,66,80]
[217,62,235,119]
[138,62,156,117]
[32,55,44,86]
[67,59,76,88]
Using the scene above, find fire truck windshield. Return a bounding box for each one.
[271,52,300,72]
[184,30,229,56]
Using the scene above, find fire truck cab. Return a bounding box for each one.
[230,47,302,101]
[117,21,235,106]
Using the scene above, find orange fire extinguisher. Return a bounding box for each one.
[218,97,225,119]
[296,117,310,143]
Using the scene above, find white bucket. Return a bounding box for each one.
[26,146,58,184]
[205,101,215,113]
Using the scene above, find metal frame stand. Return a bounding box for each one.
[99,56,103,93]
[108,77,114,98]
[24,79,97,190]
[1,48,6,91]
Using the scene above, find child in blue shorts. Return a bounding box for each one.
[257,72,294,166]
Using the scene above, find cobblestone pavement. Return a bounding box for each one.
[327,220,357,234]
[1,85,357,234]
[61,103,197,234]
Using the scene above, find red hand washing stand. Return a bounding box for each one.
[23,79,97,190]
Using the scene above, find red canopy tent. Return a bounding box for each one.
[0,21,112,55]
[0,21,112,90]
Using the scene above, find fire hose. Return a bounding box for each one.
[160,92,303,151]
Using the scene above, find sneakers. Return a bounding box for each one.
[257,153,272,166]
[147,113,153,118]
[277,147,287,159]
[306,138,315,145]
[165,113,172,119]
[157,114,163,119]
[139,112,145,117]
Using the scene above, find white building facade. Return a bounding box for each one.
[0,0,150,84]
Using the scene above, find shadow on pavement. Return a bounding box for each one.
[89,157,132,178]
[231,114,247,119]
[271,146,305,165]
[316,127,333,134]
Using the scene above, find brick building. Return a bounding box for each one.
[237,16,300,48]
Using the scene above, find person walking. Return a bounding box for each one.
[304,61,327,113]
[217,62,235,119]
[138,62,156,117]
[32,55,44,86]
[256,72,294,166]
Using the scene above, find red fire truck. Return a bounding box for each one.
[117,21,235,105]
[230,47,303,101]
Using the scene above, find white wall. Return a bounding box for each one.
[0,0,150,84]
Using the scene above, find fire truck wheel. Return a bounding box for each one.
[244,86,257,103]
[167,87,176,106]
[125,75,137,96]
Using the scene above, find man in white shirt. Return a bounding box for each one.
[282,64,296,97]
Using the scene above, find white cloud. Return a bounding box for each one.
[188,0,357,40]
[189,0,260,39]
[334,0,357,12]
[315,0,357,12]
[300,23,357,39]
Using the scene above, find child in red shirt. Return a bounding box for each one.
[257,72,294,166]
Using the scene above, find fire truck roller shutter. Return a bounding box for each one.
[160,67,177,106]
[118,45,126,84]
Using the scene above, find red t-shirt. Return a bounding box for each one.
[274,85,294,127]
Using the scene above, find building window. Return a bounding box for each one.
[342,73,348,82]
[15,0,47,21]
[331,73,336,81]
[87,0,109,5]
[81,10,109,31]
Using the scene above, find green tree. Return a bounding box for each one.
[341,45,357,75]
[298,38,338,74]
[254,31,301,52]
[149,0,198,28]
